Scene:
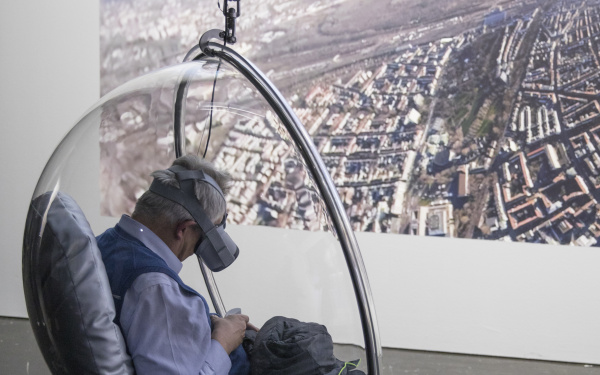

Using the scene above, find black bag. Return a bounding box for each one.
[248,316,365,375]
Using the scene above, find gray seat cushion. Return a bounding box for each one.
[23,192,134,374]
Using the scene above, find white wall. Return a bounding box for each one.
[357,233,600,364]
[0,1,100,316]
[1,0,600,366]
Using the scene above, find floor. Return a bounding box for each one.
[1,317,597,375]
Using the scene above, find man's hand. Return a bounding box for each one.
[211,314,258,354]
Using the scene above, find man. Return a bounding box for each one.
[97,154,256,374]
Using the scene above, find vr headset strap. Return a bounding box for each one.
[149,179,230,258]
[148,180,217,233]
[168,165,225,201]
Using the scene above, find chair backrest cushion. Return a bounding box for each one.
[23,191,134,374]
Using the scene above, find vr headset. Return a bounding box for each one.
[149,165,239,272]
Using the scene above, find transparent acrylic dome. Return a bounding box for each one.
[24,54,379,373]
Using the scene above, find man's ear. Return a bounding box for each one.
[175,220,197,240]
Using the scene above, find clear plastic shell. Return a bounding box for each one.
[25,57,370,371]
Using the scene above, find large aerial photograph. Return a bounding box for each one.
[100,0,600,247]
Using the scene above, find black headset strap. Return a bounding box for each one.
[149,180,216,233]
[148,166,226,237]
[168,165,225,201]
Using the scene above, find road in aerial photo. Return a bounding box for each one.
[100,0,600,247]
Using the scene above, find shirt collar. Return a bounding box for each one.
[117,215,183,274]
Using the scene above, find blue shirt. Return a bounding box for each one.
[117,215,231,375]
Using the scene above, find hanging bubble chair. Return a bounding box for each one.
[22,12,382,375]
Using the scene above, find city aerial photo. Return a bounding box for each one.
[100,0,600,247]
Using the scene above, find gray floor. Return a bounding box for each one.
[1,317,597,375]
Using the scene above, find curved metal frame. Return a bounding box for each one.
[175,42,382,375]
[173,62,228,318]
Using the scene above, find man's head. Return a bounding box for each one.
[132,155,236,268]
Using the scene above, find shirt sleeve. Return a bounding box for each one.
[120,272,232,375]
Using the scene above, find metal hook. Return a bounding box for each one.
[199,29,225,56]
[221,0,240,44]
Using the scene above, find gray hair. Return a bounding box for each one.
[133,155,232,228]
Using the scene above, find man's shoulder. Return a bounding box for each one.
[96,226,141,248]
[97,226,159,266]
[98,226,175,296]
